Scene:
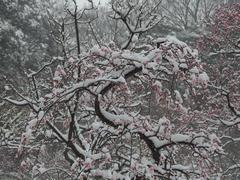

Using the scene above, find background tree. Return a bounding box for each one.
[0,0,57,178]
[196,3,240,179]
[0,0,57,87]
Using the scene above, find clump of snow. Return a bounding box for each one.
[153,81,162,90]
[21,127,33,145]
[68,57,76,64]
[166,35,187,47]
[91,45,107,56]
[45,93,53,99]
[175,90,183,104]
[15,29,24,39]
[92,121,103,130]
[28,118,38,128]
[52,88,65,95]
[198,72,209,84]
[155,37,167,43]
[4,85,11,91]
[159,116,168,123]
[132,34,138,43]
[179,63,188,69]
[38,110,44,120]
[190,66,199,74]
[45,130,52,138]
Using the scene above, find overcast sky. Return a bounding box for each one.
[77,0,109,7]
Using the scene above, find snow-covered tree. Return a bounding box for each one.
[197,3,240,179]
[4,0,239,179]
[147,0,235,43]
[0,0,56,88]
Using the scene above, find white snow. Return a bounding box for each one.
[198,72,209,83]
[28,118,38,128]
[166,35,187,47]
[38,110,44,120]
[175,90,183,104]
[190,66,199,74]
[4,85,11,91]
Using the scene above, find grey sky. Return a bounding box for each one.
[77,0,109,7]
